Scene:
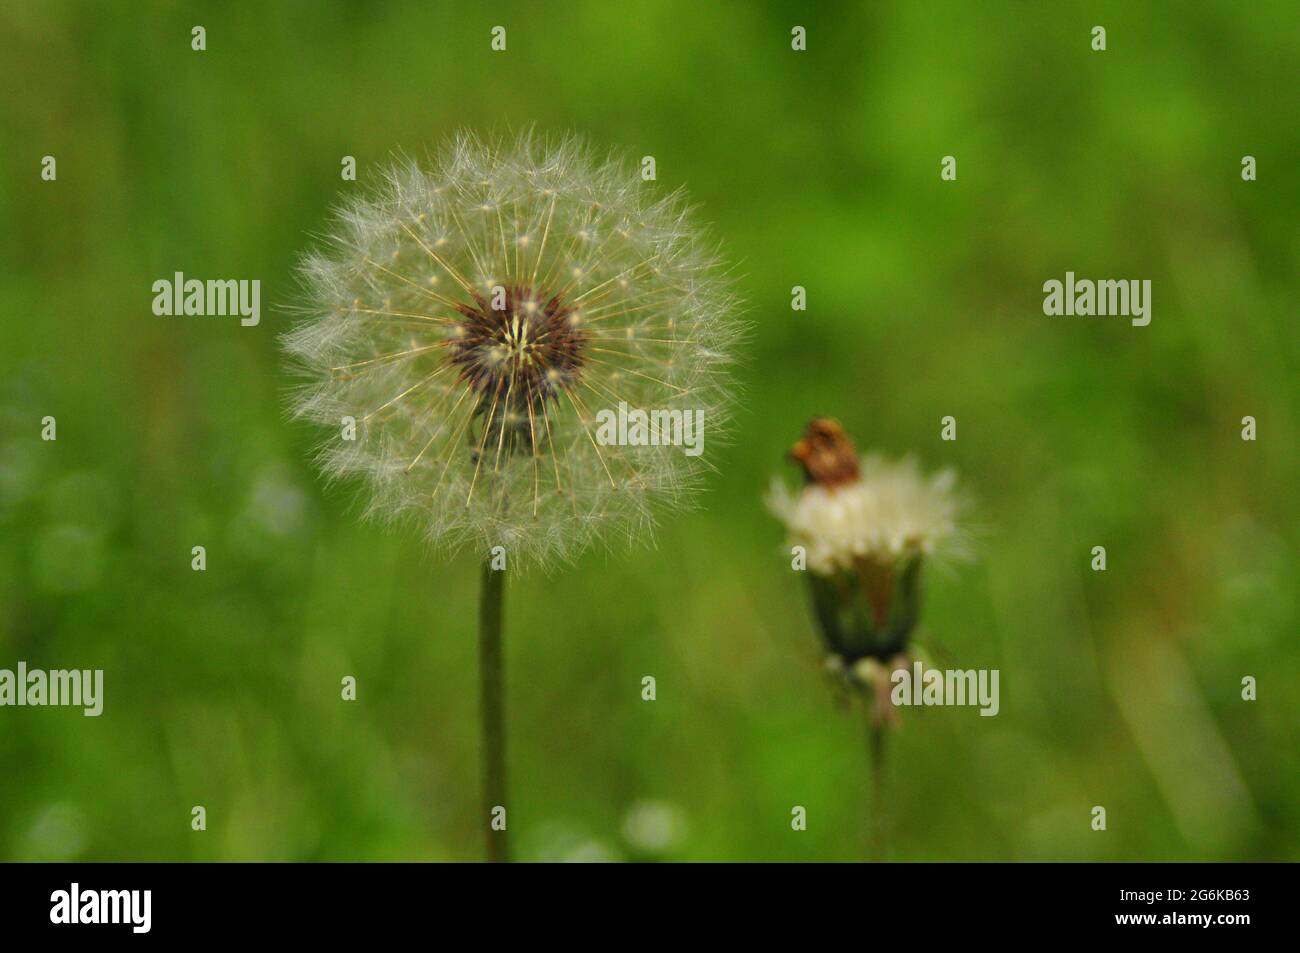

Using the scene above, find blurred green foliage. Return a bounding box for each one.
[0,0,1296,861]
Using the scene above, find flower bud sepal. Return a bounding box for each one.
[807,550,923,665]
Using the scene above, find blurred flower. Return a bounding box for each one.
[768,418,965,673]
[770,418,970,859]
[560,839,623,863]
[17,803,87,861]
[621,799,688,855]
[283,130,740,568]
[769,419,962,575]
[531,819,624,863]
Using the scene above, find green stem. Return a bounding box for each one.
[478,558,509,863]
[868,720,887,863]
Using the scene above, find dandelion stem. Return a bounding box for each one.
[478,558,509,863]
[868,720,887,863]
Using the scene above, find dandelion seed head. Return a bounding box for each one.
[284,131,741,567]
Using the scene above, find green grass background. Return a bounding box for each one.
[0,0,1296,861]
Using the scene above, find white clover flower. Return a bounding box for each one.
[768,454,962,576]
[283,131,740,567]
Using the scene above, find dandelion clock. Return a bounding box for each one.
[283,131,740,861]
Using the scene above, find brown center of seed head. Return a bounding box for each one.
[789,417,861,488]
[449,285,589,456]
